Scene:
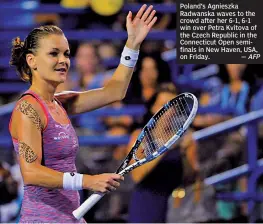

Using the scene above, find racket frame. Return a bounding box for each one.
[72,92,198,220]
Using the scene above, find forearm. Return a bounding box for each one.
[22,163,64,188]
[67,39,140,114]
[71,64,135,113]
[105,39,140,100]
[22,163,123,194]
[107,64,134,100]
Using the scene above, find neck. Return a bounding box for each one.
[230,79,242,85]
[30,79,57,102]
[142,87,155,101]
[230,80,243,93]
[142,82,157,88]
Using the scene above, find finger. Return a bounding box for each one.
[104,189,110,194]
[145,10,156,25]
[118,175,124,181]
[100,188,110,194]
[112,174,124,180]
[111,187,117,191]
[106,185,117,192]
[147,16,158,28]
[126,11,132,23]
[141,5,153,22]
[110,180,121,188]
[135,4,147,19]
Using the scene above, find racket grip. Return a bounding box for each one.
[72,193,105,220]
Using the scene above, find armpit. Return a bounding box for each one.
[18,141,38,163]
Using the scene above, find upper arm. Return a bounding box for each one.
[10,96,45,175]
[73,87,118,113]
[56,64,134,114]
[55,86,120,114]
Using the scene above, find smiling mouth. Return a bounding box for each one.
[55,68,67,72]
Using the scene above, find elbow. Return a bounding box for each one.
[105,81,127,102]
[112,90,126,102]
[106,80,128,102]
[22,173,31,185]
[118,88,128,101]
[120,92,126,101]
[22,168,38,185]
[22,171,34,185]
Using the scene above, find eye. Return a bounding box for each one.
[50,52,58,57]
[65,52,71,58]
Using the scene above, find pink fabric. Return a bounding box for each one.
[11,90,85,223]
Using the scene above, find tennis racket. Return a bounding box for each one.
[73,92,198,220]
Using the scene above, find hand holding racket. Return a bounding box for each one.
[73,93,198,220]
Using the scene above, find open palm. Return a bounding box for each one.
[126,5,157,48]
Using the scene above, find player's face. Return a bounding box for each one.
[139,57,158,87]
[34,34,70,85]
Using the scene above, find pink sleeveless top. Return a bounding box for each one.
[10,90,85,223]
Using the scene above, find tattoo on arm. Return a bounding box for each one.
[18,141,38,163]
[17,100,43,131]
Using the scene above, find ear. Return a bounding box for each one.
[26,53,37,70]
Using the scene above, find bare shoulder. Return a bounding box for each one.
[15,95,46,118]
[10,95,47,137]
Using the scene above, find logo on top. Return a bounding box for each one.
[54,132,70,140]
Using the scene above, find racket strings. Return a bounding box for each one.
[136,96,192,159]
[178,97,191,121]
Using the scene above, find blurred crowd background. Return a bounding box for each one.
[1,0,263,223]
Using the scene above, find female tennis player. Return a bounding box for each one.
[8,4,157,223]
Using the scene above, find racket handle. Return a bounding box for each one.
[73,193,104,220]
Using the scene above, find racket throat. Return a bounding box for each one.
[118,158,147,176]
[115,149,134,173]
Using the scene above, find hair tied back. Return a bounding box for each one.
[12,37,24,48]
[15,37,21,45]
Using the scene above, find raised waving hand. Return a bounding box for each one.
[126,4,157,49]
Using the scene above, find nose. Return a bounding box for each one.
[58,55,69,68]
[58,54,67,63]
